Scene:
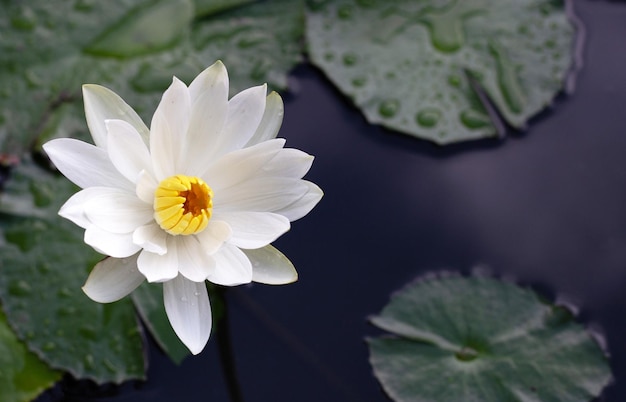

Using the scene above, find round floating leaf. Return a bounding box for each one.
[0,162,145,384]
[368,275,612,402]
[0,309,61,402]
[306,0,578,144]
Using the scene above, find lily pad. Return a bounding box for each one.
[306,0,578,144]
[368,274,612,402]
[0,161,145,383]
[0,309,61,402]
[0,0,304,156]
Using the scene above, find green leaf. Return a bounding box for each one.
[193,0,256,18]
[0,309,61,402]
[132,282,190,365]
[84,0,195,58]
[368,275,612,402]
[189,0,305,94]
[0,161,145,384]
[0,0,304,156]
[306,0,577,144]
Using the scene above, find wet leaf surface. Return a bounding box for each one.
[306,0,577,144]
[368,275,612,402]
[0,0,303,155]
[0,161,145,383]
[0,310,61,402]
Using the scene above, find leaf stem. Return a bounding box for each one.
[215,287,245,402]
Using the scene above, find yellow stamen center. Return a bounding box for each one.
[154,175,213,235]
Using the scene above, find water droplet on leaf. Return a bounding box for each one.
[379,99,399,118]
[416,108,441,128]
[9,280,31,296]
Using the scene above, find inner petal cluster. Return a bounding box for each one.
[154,175,213,235]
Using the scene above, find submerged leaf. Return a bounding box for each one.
[307,0,578,144]
[368,275,612,402]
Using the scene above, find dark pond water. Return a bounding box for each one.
[39,1,626,401]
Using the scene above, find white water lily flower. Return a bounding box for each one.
[43,61,323,355]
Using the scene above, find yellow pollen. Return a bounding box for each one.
[154,175,213,235]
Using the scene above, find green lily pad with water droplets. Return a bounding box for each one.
[0,0,303,156]
[367,275,612,402]
[0,161,145,384]
[306,0,577,144]
[0,309,62,402]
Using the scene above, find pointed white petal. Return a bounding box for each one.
[84,225,141,258]
[150,77,191,180]
[163,275,212,355]
[184,63,229,176]
[175,236,216,282]
[194,220,232,255]
[58,187,100,229]
[43,138,132,190]
[83,84,150,149]
[207,244,252,286]
[244,245,298,285]
[203,139,285,189]
[83,188,153,234]
[133,223,167,255]
[214,212,290,249]
[82,254,144,303]
[137,240,179,282]
[106,119,153,183]
[261,149,314,179]
[214,177,310,215]
[188,60,229,102]
[136,170,158,204]
[245,91,284,147]
[275,181,324,221]
[209,84,266,159]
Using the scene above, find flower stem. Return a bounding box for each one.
[215,287,245,402]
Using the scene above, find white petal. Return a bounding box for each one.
[209,84,267,159]
[136,170,158,204]
[183,63,229,176]
[163,275,212,355]
[43,138,132,190]
[150,77,191,179]
[214,177,311,215]
[106,119,153,183]
[83,84,150,149]
[194,220,232,255]
[133,223,167,255]
[275,181,324,222]
[245,91,284,147]
[83,188,153,234]
[82,254,144,303]
[261,149,314,179]
[59,187,100,229]
[214,212,290,249]
[188,60,229,102]
[137,240,179,282]
[203,139,285,189]
[84,225,141,258]
[207,244,252,286]
[175,236,216,282]
[244,245,298,285]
